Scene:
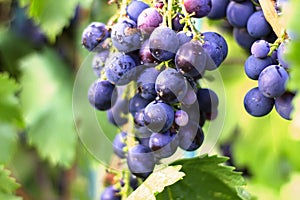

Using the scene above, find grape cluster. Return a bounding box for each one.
[243,39,295,120]
[81,0,228,198]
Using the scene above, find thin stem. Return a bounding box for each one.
[167,0,173,29]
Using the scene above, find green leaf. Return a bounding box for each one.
[20,0,79,42]
[20,48,77,168]
[0,73,23,128]
[127,165,185,200]
[156,155,246,200]
[0,166,20,194]
[0,123,18,165]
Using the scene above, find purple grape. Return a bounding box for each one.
[258,65,289,98]
[184,0,212,18]
[105,53,137,85]
[277,41,290,69]
[207,0,229,20]
[244,55,275,80]
[196,88,219,113]
[127,144,155,179]
[88,80,117,111]
[175,110,189,126]
[129,93,152,116]
[155,68,188,103]
[172,13,185,31]
[126,1,150,22]
[111,19,142,52]
[233,27,256,50]
[137,8,163,35]
[137,67,160,100]
[275,91,295,120]
[139,39,159,64]
[81,22,110,52]
[247,11,272,38]
[149,26,180,61]
[244,87,274,117]
[226,1,254,28]
[251,40,270,58]
[143,101,174,133]
[178,122,204,151]
[149,130,179,159]
[107,99,129,126]
[201,40,224,70]
[202,31,228,60]
[177,31,193,46]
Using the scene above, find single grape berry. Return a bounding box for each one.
[139,39,159,64]
[178,122,204,151]
[201,40,224,70]
[247,11,272,38]
[233,28,256,50]
[177,31,193,46]
[143,101,174,133]
[277,41,290,69]
[184,0,212,18]
[258,65,289,98]
[129,93,152,116]
[202,31,228,60]
[196,88,219,113]
[251,40,270,58]
[105,53,137,85]
[207,0,229,20]
[149,26,179,61]
[226,1,254,28]
[137,8,163,35]
[107,99,129,127]
[81,22,110,52]
[244,55,275,80]
[275,92,295,120]
[137,67,160,100]
[126,1,150,22]
[172,13,185,31]
[88,80,117,111]
[127,144,155,179]
[155,68,188,103]
[244,87,274,117]
[175,110,189,126]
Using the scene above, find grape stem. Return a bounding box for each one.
[259,0,288,39]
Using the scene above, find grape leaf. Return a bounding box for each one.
[19,0,80,42]
[0,123,18,165]
[156,155,246,200]
[0,165,20,195]
[19,49,77,168]
[127,165,185,200]
[0,73,23,128]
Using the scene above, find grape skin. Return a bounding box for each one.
[226,1,254,28]
[244,87,274,117]
[258,65,289,98]
[247,11,272,38]
[184,0,212,18]
[244,55,275,80]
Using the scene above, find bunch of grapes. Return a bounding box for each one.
[207,0,295,120]
[81,0,228,198]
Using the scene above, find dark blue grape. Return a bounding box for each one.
[111,19,142,52]
[105,53,136,85]
[177,31,193,46]
[275,91,295,120]
[233,28,256,50]
[88,80,117,111]
[127,144,155,179]
[178,122,204,151]
[202,31,228,60]
[184,0,212,18]
[149,26,179,61]
[100,186,121,200]
[92,50,110,77]
[277,41,290,69]
[82,22,110,52]
[244,87,274,117]
[126,1,150,22]
[251,40,270,58]
[113,132,127,158]
[202,40,224,70]
[175,40,207,78]
[129,93,152,116]
[149,130,179,159]
[247,11,272,38]
[244,55,275,80]
[137,67,160,100]
[226,1,254,28]
[172,13,185,31]
[258,65,289,98]
[207,0,229,20]
[155,68,188,103]
[144,101,174,133]
[197,88,219,113]
[129,175,139,190]
[137,8,163,35]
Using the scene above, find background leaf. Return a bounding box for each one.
[20,0,80,42]
[0,165,19,195]
[20,48,77,168]
[156,155,246,200]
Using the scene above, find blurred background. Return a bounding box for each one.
[0,0,300,199]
